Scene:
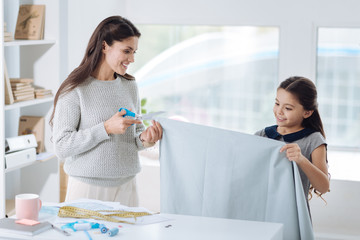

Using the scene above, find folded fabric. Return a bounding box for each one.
[159,118,314,240]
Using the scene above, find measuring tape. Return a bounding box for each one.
[58,206,153,224]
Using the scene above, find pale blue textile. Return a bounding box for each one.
[159,118,314,240]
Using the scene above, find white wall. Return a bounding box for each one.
[310,180,360,239]
[64,1,360,239]
[65,0,128,76]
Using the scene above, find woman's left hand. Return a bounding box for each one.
[280,143,306,164]
[140,120,163,143]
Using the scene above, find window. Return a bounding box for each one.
[317,28,360,181]
[131,25,360,181]
[129,25,279,134]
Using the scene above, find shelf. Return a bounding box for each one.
[5,152,57,174]
[4,39,56,47]
[1,0,62,218]
[5,97,53,111]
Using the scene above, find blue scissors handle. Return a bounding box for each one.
[118,108,136,118]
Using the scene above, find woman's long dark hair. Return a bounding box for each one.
[49,16,141,126]
[279,76,325,138]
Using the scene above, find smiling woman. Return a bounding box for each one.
[99,37,139,78]
[50,16,163,205]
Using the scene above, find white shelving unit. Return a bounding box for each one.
[1,0,62,218]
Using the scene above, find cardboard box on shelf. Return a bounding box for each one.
[18,116,45,153]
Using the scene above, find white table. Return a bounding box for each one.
[0,213,283,240]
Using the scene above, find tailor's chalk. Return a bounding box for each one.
[108,228,119,237]
[74,223,92,231]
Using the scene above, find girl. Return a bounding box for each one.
[256,76,330,211]
[50,16,163,206]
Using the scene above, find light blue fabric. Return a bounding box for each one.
[159,118,314,240]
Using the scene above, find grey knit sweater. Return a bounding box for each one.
[53,76,146,187]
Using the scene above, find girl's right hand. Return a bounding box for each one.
[280,143,305,164]
[104,109,142,135]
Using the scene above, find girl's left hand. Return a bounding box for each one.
[140,120,163,143]
[280,143,306,164]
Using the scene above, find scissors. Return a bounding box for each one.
[119,108,165,121]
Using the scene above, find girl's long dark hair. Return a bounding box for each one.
[280,76,329,200]
[49,16,141,126]
[279,76,325,138]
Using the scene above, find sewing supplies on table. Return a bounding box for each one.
[61,220,99,232]
[73,222,98,231]
[57,205,153,224]
[107,227,119,237]
[61,221,119,238]
[98,224,119,237]
[119,108,165,121]
[61,220,100,240]
[51,224,71,236]
[54,200,160,238]
[33,200,168,238]
[99,223,108,233]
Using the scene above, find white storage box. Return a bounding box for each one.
[5,134,37,153]
[5,148,36,169]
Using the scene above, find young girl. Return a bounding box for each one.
[256,76,330,211]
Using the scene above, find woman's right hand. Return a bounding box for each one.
[104,109,142,135]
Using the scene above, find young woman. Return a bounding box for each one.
[256,76,330,213]
[50,16,162,206]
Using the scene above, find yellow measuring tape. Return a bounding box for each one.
[58,206,153,224]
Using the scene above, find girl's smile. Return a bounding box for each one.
[273,88,312,135]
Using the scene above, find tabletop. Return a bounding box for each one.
[0,213,283,240]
